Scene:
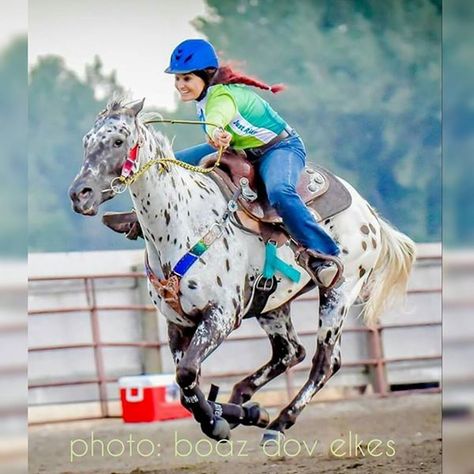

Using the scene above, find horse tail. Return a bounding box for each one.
[362,210,417,327]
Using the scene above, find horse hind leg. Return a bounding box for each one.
[262,286,348,441]
[229,302,306,406]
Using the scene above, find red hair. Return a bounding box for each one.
[210,63,286,94]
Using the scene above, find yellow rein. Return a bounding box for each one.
[117,118,225,188]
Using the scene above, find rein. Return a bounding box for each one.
[109,118,226,194]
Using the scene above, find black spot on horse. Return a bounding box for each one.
[164,209,171,226]
[187,280,198,289]
[225,259,230,272]
[173,238,177,245]
[147,200,150,206]
[174,204,178,211]
[369,223,376,234]
[325,330,332,344]
[325,219,330,225]
[216,276,223,287]
[342,248,349,255]
[212,209,219,216]
[159,236,163,242]
[232,298,239,309]
[359,266,366,278]
[360,224,370,235]
[223,238,229,251]
[167,234,170,242]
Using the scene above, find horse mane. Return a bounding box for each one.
[95,98,174,158]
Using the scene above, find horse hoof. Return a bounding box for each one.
[260,429,285,446]
[243,402,270,428]
[208,416,231,441]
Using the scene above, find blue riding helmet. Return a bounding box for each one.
[165,39,219,74]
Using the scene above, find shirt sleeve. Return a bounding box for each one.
[204,88,237,138]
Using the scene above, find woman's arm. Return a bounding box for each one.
[205,89,237,147]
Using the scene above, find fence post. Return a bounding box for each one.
[85,278,109,417]
[134,266,162,374]
[368,325,388,396]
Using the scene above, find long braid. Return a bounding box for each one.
[211,63,286,94]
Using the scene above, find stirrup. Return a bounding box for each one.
[297,249,344,290]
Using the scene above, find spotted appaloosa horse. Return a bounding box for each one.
[69,99,416,443]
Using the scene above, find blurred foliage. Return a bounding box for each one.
[443,0,474,247]
[195,0,441,242]
[27,0,441,252]
[28,55,142,251]
[0,36,27,257]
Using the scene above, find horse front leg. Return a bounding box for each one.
[174,304,235,441]
[262,286,347,442]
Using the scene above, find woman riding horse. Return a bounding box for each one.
[114,39,342,288]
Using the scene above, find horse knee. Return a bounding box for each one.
[176,363,198,389]
[267,183,297,210]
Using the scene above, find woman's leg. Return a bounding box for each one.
[257,136,340,256]
[175,143,217,166]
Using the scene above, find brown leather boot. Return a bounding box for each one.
[102,211,143,240]
[297,248,344,290]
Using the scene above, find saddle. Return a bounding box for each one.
[200,150,352,246]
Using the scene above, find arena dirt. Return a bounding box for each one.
[29,393,441,474]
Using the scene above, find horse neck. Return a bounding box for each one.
[129,125,225,269]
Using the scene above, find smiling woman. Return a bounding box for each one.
[175,74,206,102]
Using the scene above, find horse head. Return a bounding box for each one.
[69,98,145,215]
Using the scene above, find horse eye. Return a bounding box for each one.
[114,139,124,148]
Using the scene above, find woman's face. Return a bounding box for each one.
[174,73,205,101]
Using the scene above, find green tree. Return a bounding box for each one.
[0,36,27,257]
[194,0,441,241]
[28,55,140,252]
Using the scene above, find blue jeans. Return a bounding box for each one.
[175,135,340,256]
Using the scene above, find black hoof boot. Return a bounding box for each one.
[242,402,270,428]
[201,416,231,441]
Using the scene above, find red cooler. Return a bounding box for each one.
[119,374,192,422]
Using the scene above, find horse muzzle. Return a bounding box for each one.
[69,182,99,216]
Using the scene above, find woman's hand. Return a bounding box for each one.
[209,129,232,149]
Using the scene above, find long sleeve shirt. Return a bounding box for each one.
[195,84,288,150]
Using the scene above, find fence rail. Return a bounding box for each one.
[28,261,442,424]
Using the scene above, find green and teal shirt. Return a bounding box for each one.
[195,84,288,150]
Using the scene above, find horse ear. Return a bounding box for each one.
[130,98,145,116]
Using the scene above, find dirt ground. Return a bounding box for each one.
[29,393,441,474]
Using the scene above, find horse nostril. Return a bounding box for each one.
[79,188,92,199]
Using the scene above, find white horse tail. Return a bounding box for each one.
[362,210,417,327]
